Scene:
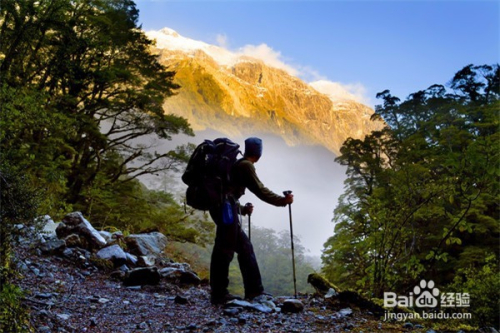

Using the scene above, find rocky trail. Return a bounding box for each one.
[11,214,435,333]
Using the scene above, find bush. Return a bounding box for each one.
[0,163,40,332]
[447,255,500,329]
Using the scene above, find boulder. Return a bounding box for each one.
[125,232,167,256]
[56,212,106,250]
[39,237,66,254]
[96,244,128,267]
[123,267,160,286]
[159,265,201,285]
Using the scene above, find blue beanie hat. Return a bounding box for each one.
[245,137,263,158]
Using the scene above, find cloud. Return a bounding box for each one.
[234,43,370,105]
[215,33,228,48]
[236,43,300,77]
[309,80,369,105]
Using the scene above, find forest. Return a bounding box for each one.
[322,64,499,327]
[0,0,498,330]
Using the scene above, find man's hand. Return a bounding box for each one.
[243,203,254,215]
[284,193,294,205]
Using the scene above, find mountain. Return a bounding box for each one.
[146,28,384,155]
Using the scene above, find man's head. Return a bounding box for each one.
[244,137,263,162]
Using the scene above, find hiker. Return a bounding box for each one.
[209,137,294,304]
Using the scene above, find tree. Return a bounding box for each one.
[322,65,499,327]
[0,0,193,214]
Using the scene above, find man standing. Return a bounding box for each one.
[209,137,294,304]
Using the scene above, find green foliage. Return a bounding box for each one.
[229,226,316,296]
[0,0,193,211]
[0,164,39,333]
[447,255,500,328]
[0,283,31,333]
[322,64,499,324]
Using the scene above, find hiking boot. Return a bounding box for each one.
[210,293,242,305]
[246,292,273,303]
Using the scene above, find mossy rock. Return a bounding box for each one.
[307,273,385,317]
[307,273,341,295]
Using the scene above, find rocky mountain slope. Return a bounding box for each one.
[147,28,384,155]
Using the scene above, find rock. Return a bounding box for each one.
[56,313,71,320]
[56,212,106,250]
[125,232,167,256]
[137,255,156,267]
[223,308,241,316]
[281,299,304,313]
[123,267,160,286]
[479,328,499,333]
[159,267,201,285]
[336,308,353,318]
[225,299,272,312]
[99,230,113,243]
[325,287,338,299]
[307,273,340,296]
[96,244,128,267]
[110,270,126,281]
[39,237,66,254]
[64,234,82,248]
[403,322,413,329]
[39,215,59,238]
[175,295,189,305]
[125,253,138,266]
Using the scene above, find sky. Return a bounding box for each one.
[135,0,499,108]
[134,0,499,257]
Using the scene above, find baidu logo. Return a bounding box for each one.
[384,279,470,308]
[414,279,440,307]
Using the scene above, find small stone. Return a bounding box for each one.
[281,299,304,313]
[38,326,51,332]
[137,322,148,329]
[325,287,338,298]
[223,308,241,316]
[174,295,188,305]
[403,322,414,329]
[338,308,353,318]
[56,313,71,320]
[186,323,197,330]
[98,298,110,304]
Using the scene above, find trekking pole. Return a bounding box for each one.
[248,214,251,242]
[245,203,252,242]
[283,190,297,299]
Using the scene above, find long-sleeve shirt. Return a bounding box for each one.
[231,158,288,207]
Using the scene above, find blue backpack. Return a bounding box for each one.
[181,138,241,211]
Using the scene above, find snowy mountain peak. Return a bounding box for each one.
[158,27,180,37]
[146,28,239,67]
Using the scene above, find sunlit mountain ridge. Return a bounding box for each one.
[146,28,384,155]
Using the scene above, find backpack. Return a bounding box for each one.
[181,138,241,211]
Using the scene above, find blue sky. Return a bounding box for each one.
[135,0,499,108]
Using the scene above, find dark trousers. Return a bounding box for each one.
[209,206,264,298]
